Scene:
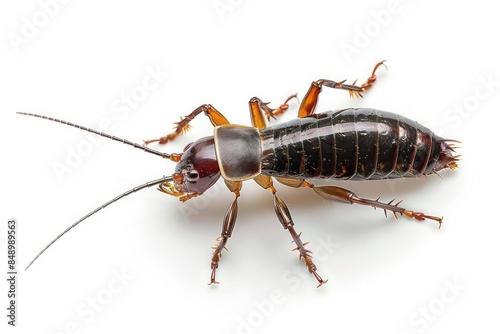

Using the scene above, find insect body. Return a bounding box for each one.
[216,108,456,181]
[20,61,458,287]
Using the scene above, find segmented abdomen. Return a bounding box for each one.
[259,108,445,180]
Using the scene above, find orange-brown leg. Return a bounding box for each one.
[298,60,386,118]
[145,104,230,145]
[248,94,298,129]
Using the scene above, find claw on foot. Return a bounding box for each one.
[144,133,176,145]
[209,256,221,285]
[144,116,193,145]
[209,269,220,285]
[264,93,299,121]
[360,60,387,92]
[303,256,328,288]
[291,239,328,288]
[403,210,443,229]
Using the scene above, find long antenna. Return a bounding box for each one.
[17,112,173,160]
[25,176,173,270]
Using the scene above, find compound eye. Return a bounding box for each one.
[185,170,199,182]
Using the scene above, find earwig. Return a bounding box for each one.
[20,61,459,287]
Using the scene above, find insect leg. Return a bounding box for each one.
[209,180,242,285]
[254,175,327,287]
[145,104,230,145]
[298,60,386,118]
[278,178,443,228]
[313,185,443,227]
[248,94,298,128]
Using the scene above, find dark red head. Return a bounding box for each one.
[166,136,221,200]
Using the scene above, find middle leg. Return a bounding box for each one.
[254,175,328,287]
[248,94,298,130]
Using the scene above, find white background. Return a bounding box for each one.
[2,1,499,333]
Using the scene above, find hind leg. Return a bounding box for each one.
[298,60,386,118]
[275,178,443,228]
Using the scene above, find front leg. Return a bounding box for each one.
[145,104,230,145]
[209,181,242,285]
